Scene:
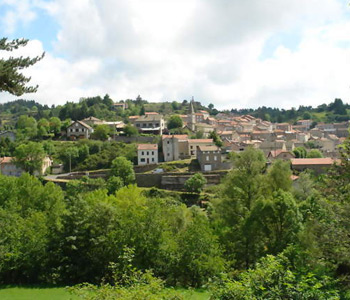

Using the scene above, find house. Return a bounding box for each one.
[296,120,313,130]
[291,158,335,175]
[0,131,16,141]
[267,149,295,161]
[128,116,140,124]
[217,131,234,140]
[82,116,104,127]
[196,145,222,172]
[113,102,128,110]
[162,135,189,162]
[0,157,22,176]
[259,140,286,155]
[0,156,52,176]
[275,123,292,131]
[188,139,214,157]
[137,144,158,165]
[67,121,94,139]
[193,123,215,137]
[134,114,165,135]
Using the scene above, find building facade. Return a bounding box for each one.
[67,121,94,139]
[137,144,158,165]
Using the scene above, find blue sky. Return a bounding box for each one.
[1,0,350,109]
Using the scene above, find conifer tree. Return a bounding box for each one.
[0,38,44,96]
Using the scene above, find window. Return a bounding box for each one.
[156,123,159,126]
[147,151,149,155]
[206,156,209,161]
[136,124,140,127]
[152,158,154,162]
[214,156,217,161]
[141,158,145,162]
[190,146,193,149]
[167,141,170,144]
[152,151,154,155]
[142,151,144,155]
[167,153,170,156]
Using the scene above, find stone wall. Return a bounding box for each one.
[114,136,158,144]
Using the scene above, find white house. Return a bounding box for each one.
[137,144,158,165]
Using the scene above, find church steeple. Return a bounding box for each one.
[190,96,195,114]
[188,96,196,131]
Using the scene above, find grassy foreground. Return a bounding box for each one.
[0,286,210,300]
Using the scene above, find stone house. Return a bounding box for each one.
[162,135,189,162]
[67,121,94,139]
[134,114,165,135]
[188,139,215,157]
[82,116,104,127]
[137,144,158,165]
[267,149,295,161]
[196,145,222,172]
[0,156,52,176]
[113,102,128,110]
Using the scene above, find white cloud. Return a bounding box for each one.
[1,0,350,109]
[0,0,37,35]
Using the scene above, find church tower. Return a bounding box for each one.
[188,96,196,131]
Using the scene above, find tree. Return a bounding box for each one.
[247,191,302,255]
[0,38,44,96]
[293,146,307,158]
[212,147,266,268]
[307,149,323,158]
[13,142,46,175]
[49,117,61,135]
[92,124,111,141]
[110,157,135,186]
[184,173,207,193]
[124,124,139,137]
[59,146,79,172]
[209,131,223,147]
[211,252,340,299]
[265,159,292,194]
[16,115,37,138]
[167,115,183,130]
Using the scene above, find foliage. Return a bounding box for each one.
[184,173,207,193]
[0,38,44,96]
[13,142,46,175]
[293,146,307,158]
[209,131,223,147]
[110,157,135,186]
[167,115,183,130]
[210,252,340,300]
[91,124,112,141]
[124,124,139,136]
[307,149,323,158]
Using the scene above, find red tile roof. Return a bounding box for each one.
[162,135,188,140]
[291,158,334,165]
[188,139,213,143]
[137,144,158,150]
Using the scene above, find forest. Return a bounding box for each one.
[0,143,350,299]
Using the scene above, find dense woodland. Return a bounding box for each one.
[0,144,350,298]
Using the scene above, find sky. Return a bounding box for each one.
[0,0,350,110]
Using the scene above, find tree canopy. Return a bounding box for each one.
[0,38,44,96]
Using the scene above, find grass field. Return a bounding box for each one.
[0,286,210,300]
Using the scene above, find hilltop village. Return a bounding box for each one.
[0,97,347,187]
